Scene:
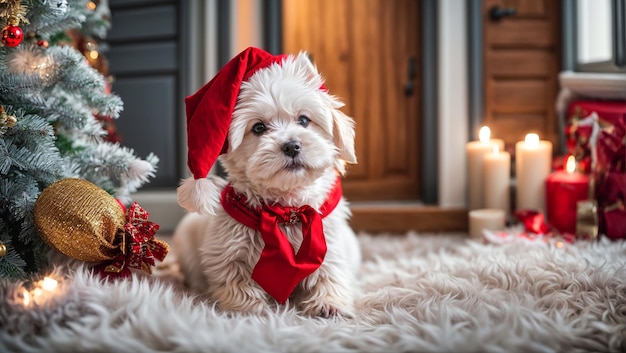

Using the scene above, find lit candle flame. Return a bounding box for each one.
[525,133,539,148]
[565,155,576,174]
[479,126,491,143]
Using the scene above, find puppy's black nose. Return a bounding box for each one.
[281,140,301,158]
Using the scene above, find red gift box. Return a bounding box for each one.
[566,100,626,174]
[596,172,626,240]
[566,100,626,240]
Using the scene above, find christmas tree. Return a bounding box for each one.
[0,0,158,279]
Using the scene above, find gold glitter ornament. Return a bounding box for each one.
[34,178,126,262]
[0,242,6,257]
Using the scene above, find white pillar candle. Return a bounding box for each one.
[515,133,553,212]
[469,208,506,240]
[466,126,505,210]
[483,145,511,217]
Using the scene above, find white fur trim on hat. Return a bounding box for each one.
[176,175,227,215]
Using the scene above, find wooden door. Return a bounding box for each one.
[283,0,421,201]
[483,0,561,148]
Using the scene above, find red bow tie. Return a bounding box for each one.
[220,178,343,303]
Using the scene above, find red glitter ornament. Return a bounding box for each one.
[1,24,23,47]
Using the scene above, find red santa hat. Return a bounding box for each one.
[177,47,287,214]
[185,47,287,179]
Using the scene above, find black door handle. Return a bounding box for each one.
[489,5,516,21]
[404,57,416,96]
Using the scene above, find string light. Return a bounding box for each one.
[21,276,60,307]
[41,276,58,291]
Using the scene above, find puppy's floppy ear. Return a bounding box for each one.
[293,51,357,168]
[293,51,322,85]
[330,105,358,168]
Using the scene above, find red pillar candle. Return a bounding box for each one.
[546,156,589,234]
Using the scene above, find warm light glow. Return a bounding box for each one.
[492,145,500,156]
[87,1,97,10]
[555,241,564,248]
[41,277,58,291]
[88,50,99,60]
[525,133,539,148]
[565,155,576,174]
[22,276,60,306]
[22,289,30,306]
[479,126,491,143]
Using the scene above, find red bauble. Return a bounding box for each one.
[2,25,23,47]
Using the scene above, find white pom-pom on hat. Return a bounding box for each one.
[177,175,227,215]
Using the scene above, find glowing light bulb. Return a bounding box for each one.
[22,276,60,306]
[479,126,491,143]
[41,277,58,291]
[22,289,30,306]
[88,50,99,60]
[525,133,539,148]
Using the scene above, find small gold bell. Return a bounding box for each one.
[5,115,17,128]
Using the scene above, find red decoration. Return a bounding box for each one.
[220,178,343,304]
[1,24,23,47]
[515,209,552,235]
[513,209,577,244]
[545,160,589,234]
[37,39,49,48]
[93,202,168,278]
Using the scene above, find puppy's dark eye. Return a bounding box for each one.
[298,115,310,127]
[252,122,266,135]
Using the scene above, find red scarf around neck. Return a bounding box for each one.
[220,178,343,303]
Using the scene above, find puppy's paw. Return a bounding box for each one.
[300,301,354,319]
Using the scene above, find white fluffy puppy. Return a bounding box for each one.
[173,47,361,317]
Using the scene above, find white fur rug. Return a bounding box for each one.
[1,232,626,353]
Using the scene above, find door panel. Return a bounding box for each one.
[483,0,561,148]
[488,50,553,77]
[491,80,550,112]
[283,0,421,201]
